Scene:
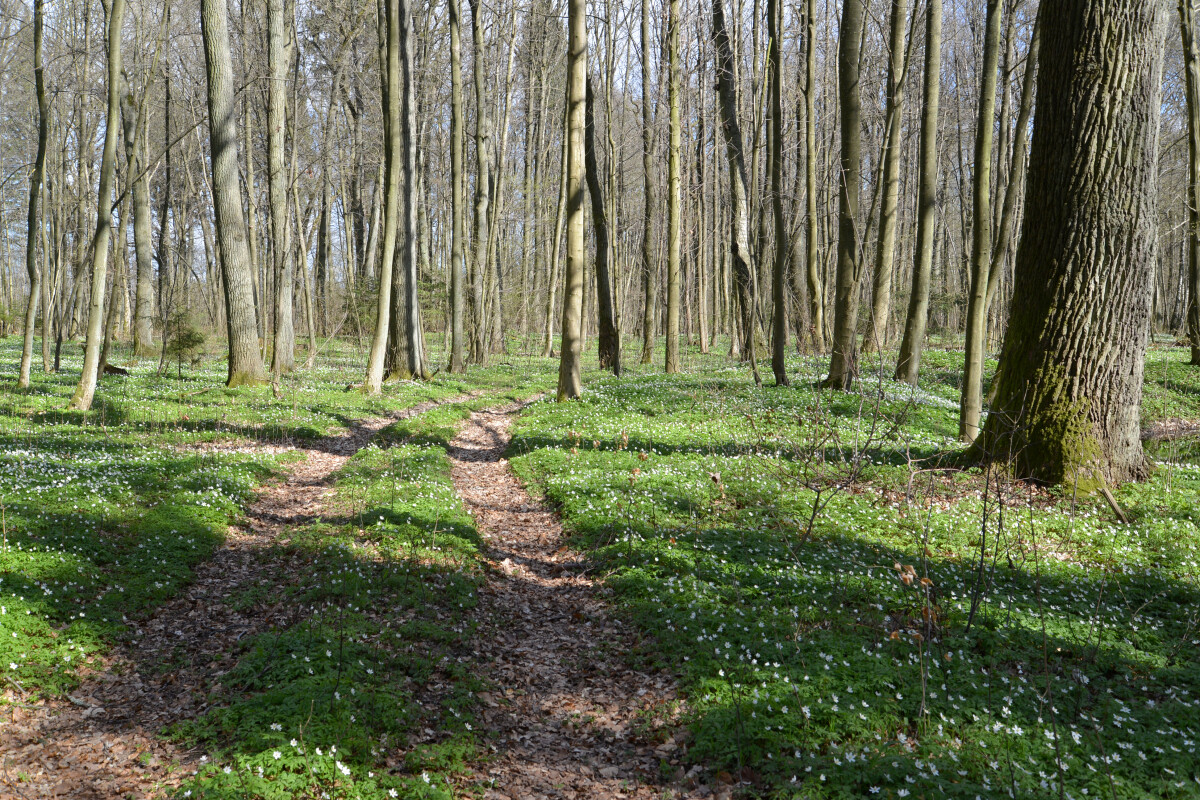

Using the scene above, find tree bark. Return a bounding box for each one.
[557,0,586,400]
[384,0,427,381]
[1181,0,1200,364]
[18,0,48,390]
[585,78,622,374]
[201,0,266,387]
[468,0,492,364]
[268,0,294,377]
[821,0,865,389]
[639,0,656,364]
[864,0,910,354]
[802,0,824,353]
[958,0,1004,441]
[448,0,467,372]
[664,0,682,374]
[767,0,788,385]
[895,0,942,385]
[713,0,762,387]
[69,0,126,410]
[980,0,1168,486]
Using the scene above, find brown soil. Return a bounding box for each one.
[448,403,703,800]
[0,398,460,799]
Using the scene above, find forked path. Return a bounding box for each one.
[449,404,695,800]
[0,396,465,799]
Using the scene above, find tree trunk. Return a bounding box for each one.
[385,0,427,381]
[468,0,492,365]
[557,0,586,400]
[664,0,682,374]
[863,0,910,354]
[69,0,126,411]
[639,0,656,364]
[803,0,824,353]
[448,0,467,372]
[201,0,266,387]
[543,95,569,359]
[18,0,48,390]
[585,78,621,375]
[1181,0,1200,364]
[980,0,1168,487]
[268,0,294,377]
[821,0,865,389]
[767,0,788,385]
[713,0,762,387]
[958,0,1004,442]
[894,0,942,385]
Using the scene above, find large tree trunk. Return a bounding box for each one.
[18,0,48,390]
[385,0,427,381]
[639,0,656,364]
[542,96,569,359]
[894,0,942,385]
[448,0,467,373]
[713,0,762,387]
[1181,0,1200,364]
[980,0,1168,487]
[863,0,910,354]
[585,79,622,375]
[664,0,682,374]
[201,0,266,387]
[68,0,126,411]
[556,0,586,400]
[767,0,788,385]
[268,0,294,377]
[821,0,865,389]
[958,0,1004,442]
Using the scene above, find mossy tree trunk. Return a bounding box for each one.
[639,0,656,365]
[767,0,789,385]
[980,0,1168,487]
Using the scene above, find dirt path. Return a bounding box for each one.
[0,396,463,800]
[448,404,697,800]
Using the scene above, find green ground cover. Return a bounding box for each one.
[509,344,1200,800]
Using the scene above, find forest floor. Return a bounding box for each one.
[2,337,1200,799]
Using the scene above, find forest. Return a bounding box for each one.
[2,0,1200,798]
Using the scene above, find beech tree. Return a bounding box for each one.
[981,0,1168,486]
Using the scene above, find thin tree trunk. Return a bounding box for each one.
[468,0,492,364]
[18,0,48,390]
[639,0,656,364]
[713,0,762,387]
[557,0,586,399]
[803,0,824,352]
[585,78,621,374]
[821,0,865,389]
[959,0,1005,441]
[1188,0,1200,364]
[268,0,295,377]
[448,0,467,372]
[664,0,682,373]
[68,0,126,410]
[895,0,942,385]
[863,0,911,354]
[542,95,569,359]
[767,0,788,385]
